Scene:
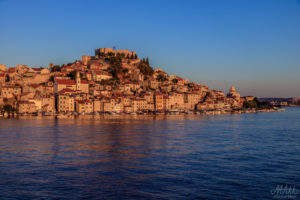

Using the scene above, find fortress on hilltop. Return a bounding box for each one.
[95,48,136,57]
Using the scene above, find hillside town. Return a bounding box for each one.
[0,48,281,117]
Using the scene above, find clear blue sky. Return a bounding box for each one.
[0,0,299,97]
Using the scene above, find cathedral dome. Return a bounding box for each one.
[230,86,236,93]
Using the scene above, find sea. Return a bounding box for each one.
[0,108,299,200]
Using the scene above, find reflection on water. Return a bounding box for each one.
[0,108,300,199]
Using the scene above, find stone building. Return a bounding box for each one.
[57,94,75,113]
[1,85,22,99]
[81,55,91,65]
[75,99,93,114]
[54,72,89,93]
[131,98,148,112]
[0,73,5,84]
[93,99,104,112]
[18,101,37,114]
[95,48,136,58]
[92,71,112,81]
[155,92,166,111]
[227,86,240,100]
[0,64,6,71]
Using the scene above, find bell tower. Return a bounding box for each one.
[76,71,81,91]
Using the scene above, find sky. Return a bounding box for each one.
[0,0,299,97]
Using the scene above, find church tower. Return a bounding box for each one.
[76,71,81,91]
[230,86,236,93]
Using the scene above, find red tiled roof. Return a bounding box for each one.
[76,99,92,104]
[62,66,73,69]
[58,88,75,94]
[95,71,110,75]
[30,84,41,88]
[8,68,16,72]
[18,101,35,104]
[81,80,88,84]
[56,79,75,85]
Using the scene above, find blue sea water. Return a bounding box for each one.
[0,108,299,199]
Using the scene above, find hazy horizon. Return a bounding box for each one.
[0,0,299,98]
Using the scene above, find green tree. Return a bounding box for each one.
[98,52,106,57]
[52,65,61,72]
[3,105,13,113]
[243,101,258,109]
[50,75,55,82]
[122,68,129,74]
[138,57,154,76]
[67,71,77,80]
[138,62,154,76]
[156,74,167,82]
[106,54,123,79]
[172,78,178,84]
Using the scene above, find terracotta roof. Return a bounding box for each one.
[81,80,88,84]
[30,84,41,88]
[2,85,21,88]
[62,66,73,69]
[56,79,75,85]
[76,99,92,104]
[58,88,76,94]
[8,68,16,72]
[95,71,110,76]
[18,101,35,104]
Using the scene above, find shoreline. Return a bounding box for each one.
[0,107,286,119]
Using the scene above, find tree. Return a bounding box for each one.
[67,71,83,80]
[243,101,257,109]
[122,68,129,74]
[67,71,77,80]
[50,75,55,82]
[138,57,154,76]
[138,62,154,76]
[172,78,178,84]
[52,65,61,72]
[107,52,114,57]
[98,52,106,57]
[107,54,123,79]
[156,74,167,82]
[3,105,13,113]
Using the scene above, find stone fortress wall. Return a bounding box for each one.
[95,48,136,57]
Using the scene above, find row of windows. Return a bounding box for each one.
[2,91,19,94]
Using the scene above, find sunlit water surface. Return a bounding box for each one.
[0,108,299,199]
